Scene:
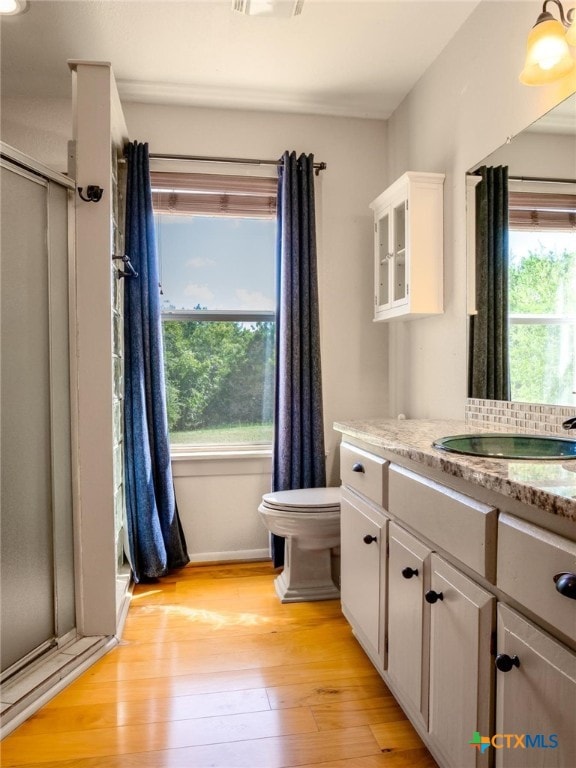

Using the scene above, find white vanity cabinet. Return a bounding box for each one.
[426,554,494,768]
[387,522,431,727]
[341,423,576,768]
[370,171,444,321]
[493,514,576,767]
[338,436,576,768]
[340,487,388,664]
[496,513,576,645]
[494,604,576,768]
[339,443,389,665]
[387,467,495,768]
[387,526,494,768]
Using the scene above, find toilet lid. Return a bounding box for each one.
[262,486,341,511]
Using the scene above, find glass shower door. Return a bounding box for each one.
[1,159,75,675]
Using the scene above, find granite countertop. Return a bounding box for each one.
[334,418,576,523]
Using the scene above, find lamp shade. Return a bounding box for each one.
[520,17,575,84]
[232,0,303,16]
[0,0,27,13]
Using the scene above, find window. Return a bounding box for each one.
[152,171,277,447]
[508,188,576,404]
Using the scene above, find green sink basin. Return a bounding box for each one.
[433,433,576,460]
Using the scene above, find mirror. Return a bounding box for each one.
[467,93,576,406]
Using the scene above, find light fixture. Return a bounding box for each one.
[0,0,28,15]
[232,0,303,18]
[520,0,576,85]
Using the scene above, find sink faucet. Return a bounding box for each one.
[562,417,576,430]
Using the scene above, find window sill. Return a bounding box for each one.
[170,445,273,462]
[170,446,273,479]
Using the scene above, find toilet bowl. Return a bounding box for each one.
[258,487,341,603]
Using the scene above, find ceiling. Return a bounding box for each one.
[1,0,481,120]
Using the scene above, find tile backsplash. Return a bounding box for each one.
[466,399,575,435]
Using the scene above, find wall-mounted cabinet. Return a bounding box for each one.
[370,172,444,321]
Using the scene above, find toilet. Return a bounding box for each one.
[258,487,341,603]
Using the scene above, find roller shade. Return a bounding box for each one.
[509,191,576,231]
[151,171,277,218]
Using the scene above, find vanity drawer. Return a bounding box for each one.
[388,464,497,580]
[340,442,388,507]
[497,513,576,641]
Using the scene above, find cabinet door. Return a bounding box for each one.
[495,604,576,768]
[371,172,443,321]
[386,522,431,727]
[375,208,391,312]
[340,488,387,663]
[427,554,494,768]
[390,195,408,305]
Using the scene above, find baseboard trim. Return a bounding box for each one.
[187,548,270,564]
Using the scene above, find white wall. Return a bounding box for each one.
[6,0,572,561]
[123,103,390,457]
[123,102,390,558]
[384,0,576,420]
[1,90,389,561]
[1,96,71,172]
[171,455,272,562]
[483,131,575,177]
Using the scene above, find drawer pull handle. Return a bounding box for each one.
[363,534,377,545]
[495,654,520,673]
[352,463,365,473]
[425,590,443,604]
[553,572,576,599]
[402,567,419,579]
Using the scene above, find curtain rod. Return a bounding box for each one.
[508,175,575,184]
[148,152,327,175]
[470,171,575,184]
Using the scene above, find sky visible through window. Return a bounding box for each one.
[509,230,575,265]
[509,229,575,315]
[156,214,277,312]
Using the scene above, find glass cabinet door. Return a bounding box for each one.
[377,210,390,309]
[392,199,407,303]
[371,172,443,322]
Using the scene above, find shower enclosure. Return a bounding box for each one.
[0,147,76,679]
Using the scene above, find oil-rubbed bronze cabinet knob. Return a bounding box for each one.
[495,654,520,672]
[553,572,576,600]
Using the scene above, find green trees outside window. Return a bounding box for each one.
[163,319,275,445]
[508,235,575,405]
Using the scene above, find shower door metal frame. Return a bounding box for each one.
[0,143,79,681]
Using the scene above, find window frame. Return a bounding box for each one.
[162,309,275,323]
[152,169,277,453]
[507,183,576,403]
[507,313,576,405]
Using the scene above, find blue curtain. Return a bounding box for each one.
[272,151,326,568]
[468,165,511,401]
[123,141,189,582]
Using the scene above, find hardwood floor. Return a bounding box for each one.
[1,562,438,768]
